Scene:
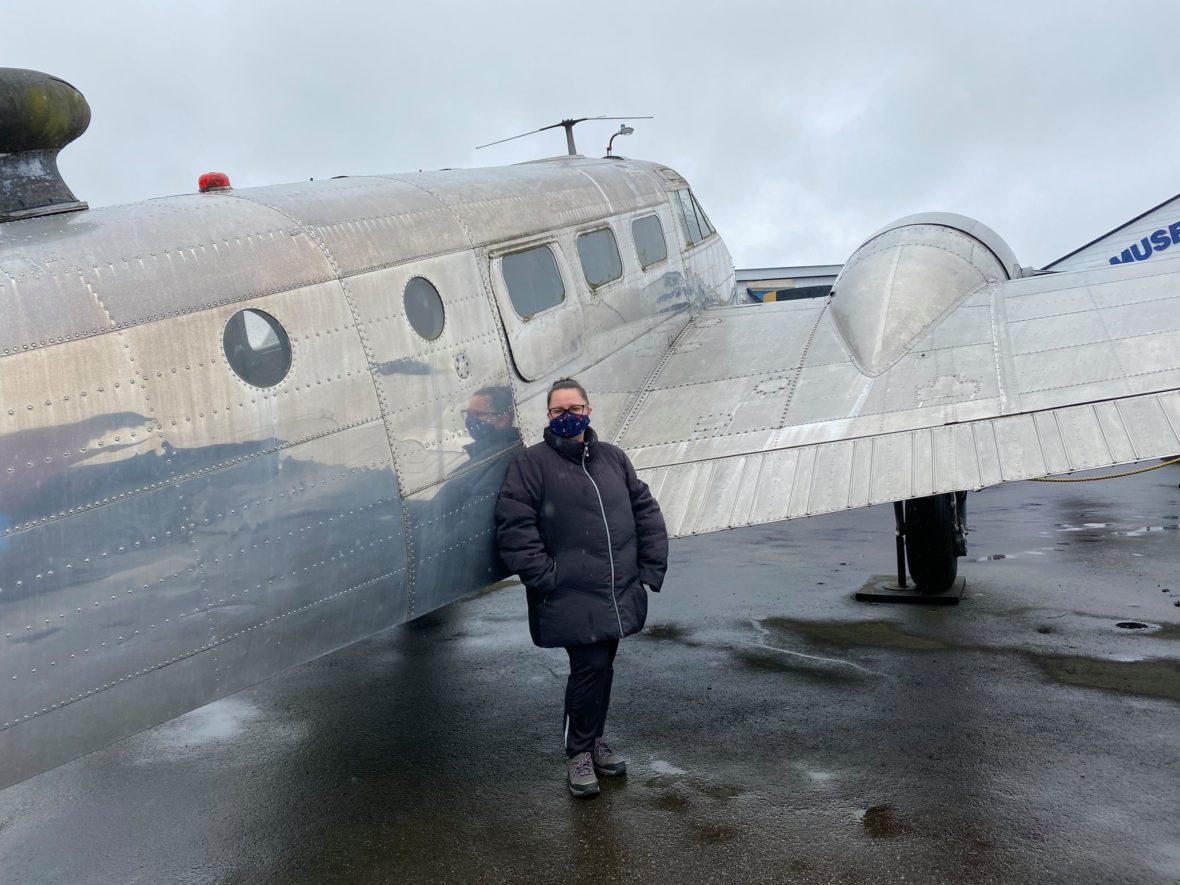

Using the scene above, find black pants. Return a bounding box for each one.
[564,638,619,757]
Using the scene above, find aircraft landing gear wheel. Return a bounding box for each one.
[904,493,959,593]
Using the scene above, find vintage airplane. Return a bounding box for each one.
[4,67,1180,790]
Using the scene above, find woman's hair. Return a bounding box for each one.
[547,377,588,407]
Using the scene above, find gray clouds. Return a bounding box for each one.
[6,0,1178,267]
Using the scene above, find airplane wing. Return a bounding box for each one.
[609,214,1180,538]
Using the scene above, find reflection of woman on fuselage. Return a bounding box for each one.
[461,385,519,461]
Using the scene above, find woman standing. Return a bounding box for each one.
[495,378,668,797]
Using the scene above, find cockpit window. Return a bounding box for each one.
[404,276,445,340]
[223,308,292,388]
[502,245,566,318]
[576,227,623,288]
[674,188,715,246]
[631,215,667,269]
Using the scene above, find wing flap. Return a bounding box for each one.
[639,389,1180,538]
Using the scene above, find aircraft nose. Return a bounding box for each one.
[830,213,1021,377]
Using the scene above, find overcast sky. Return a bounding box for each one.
[6,0,1180,268]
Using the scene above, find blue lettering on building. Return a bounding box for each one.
[1109,219,1180,264]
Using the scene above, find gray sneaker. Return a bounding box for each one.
[567,751,600,797]
[592,738,627,776]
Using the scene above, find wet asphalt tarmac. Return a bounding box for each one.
[2,470,1180,884]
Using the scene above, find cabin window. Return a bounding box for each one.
[223,308,292,388]
[674,189,715,246]
[404,276,445,340]
[502,245,566,318]
[631,215,667,269]
[576,227,623,288]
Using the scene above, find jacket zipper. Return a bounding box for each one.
[582,444,625,637]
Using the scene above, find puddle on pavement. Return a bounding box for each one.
[649,792,692,813]
[733,648,868,683]
[861,804,910,839]
[1119,524,1180,536]
[761,617,961,652]
[1033,655,1180,703]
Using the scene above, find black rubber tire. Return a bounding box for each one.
[904,493,959,593]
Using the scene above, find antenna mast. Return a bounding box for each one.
[477,116,653,156]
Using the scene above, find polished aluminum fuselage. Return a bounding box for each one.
[0,157,735,787]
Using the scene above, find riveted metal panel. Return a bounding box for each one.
[808,440,854,515]
[1033,412,1072,475]
[676,461,718,535]
[1116,396,1180,455]
[1100,297,1180,340]
[122,280,379,453]
[0,487,207,736]
[993,414,1046,481]
[930,425,959,492]
[196,422,405,637]
[848,437,875,507]
[407,450,515,617]
[0,420,405,789]
[951,424,982,491]
[918,303,993,348]
[911,428,935,497]
[728,453,765,529]
[653,462,707,538]
[861,344,995,417]
[748,449,800,524]
[0,333,152,530]
[1009,311,1109,356]
[233,177,471,276]
[869,433,914,503]
[2,197,335,343]
[617,372,793,461]
[1014,341,1126,395]
[1093,401,1137,462]
[1020,381,1132,414]
[1088,265,1179,309]
[1004,285,1095,323]
[788,446,817,517]
[1056,405,1113,469]
[691,459,746,534]
[1112,328,1180,376]
[345,250,515,495]
[650,308,817,387]
[388,160,665,249]
[972,423,1003,487]
[0,218,113,355]
[787,362,872,426]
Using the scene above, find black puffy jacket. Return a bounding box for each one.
[495,426,668,648]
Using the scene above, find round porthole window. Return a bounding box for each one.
[223,308,292,388]
[404,276,445,340]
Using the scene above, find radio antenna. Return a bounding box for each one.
[477,116,653,156]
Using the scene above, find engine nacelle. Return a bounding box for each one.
[831,213,1022,376]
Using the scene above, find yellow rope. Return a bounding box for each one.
[1029,456,1180,483]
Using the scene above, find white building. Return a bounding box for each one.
[1045,193,1180,272]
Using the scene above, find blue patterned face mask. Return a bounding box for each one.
[548,410,591,438]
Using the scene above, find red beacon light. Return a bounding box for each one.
[198,172,232,193]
